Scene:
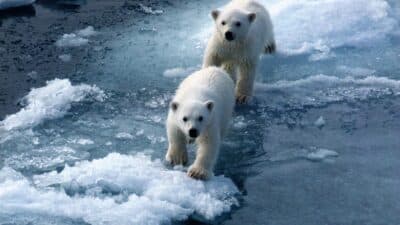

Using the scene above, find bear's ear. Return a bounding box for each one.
[248,13,256,23]
[205,101,214,112]
[170,102,179,112]
[211,10,220,20]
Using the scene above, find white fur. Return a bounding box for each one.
[203,0,275,103]
[166,67,235,180]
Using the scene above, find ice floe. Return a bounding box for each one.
[255,74,400,110]
[76,26,98,37]
[58,54,72,62]
[306,148,339,162]
[115,132,134,140]
[314,116,326,128]
[0,153,238,225]
[5,146,88,170]
[55,34,89,48]
[56,26,98,48]
[265,0,398,55]
[138,3,163,15]
[0,79,105,131]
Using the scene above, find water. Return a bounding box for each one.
[1,0,400,224]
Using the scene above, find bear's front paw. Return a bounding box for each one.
[264,42,276,54]
[236,94,251,104]
[165,149,188,165]
[187,165,212,180]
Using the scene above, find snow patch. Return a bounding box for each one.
[73,138,94,145]
[308,41,336,61]
[233,116,247,129]
[27,71,38,79]
[0,153,239,225]
[58,54,72,62]
[0,79,105,131]
[56,34,89,47]
[138,3,163,15]
[337,65,376,77]
[255,75,400,110]
[5,146,87,170]
[115,132,134,139]
[56,26,97,48]
[314,116,326,128]
[257,75,400,91]
[76,26,98,37]
[306,148,339,161]
[265,0,398,55]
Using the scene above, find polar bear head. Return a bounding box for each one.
[211,8,256,42]
[170,100,214,140]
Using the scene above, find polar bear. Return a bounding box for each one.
[166,67,235,180]
[203,0,275,103]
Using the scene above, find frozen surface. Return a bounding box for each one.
[76,26,98,37]
[305,148,338,161]
[56,26,98,48]
[266,0,398,56]
[0,0,34,10]
[0,79,104,131]
[314,116,326,128]
[1,0,400,224]
[56,34,89,48]
[0,154,238,225]
[138,3,163,15]
[59,54,72,62]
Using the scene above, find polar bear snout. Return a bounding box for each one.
[225,31,234,41]
[189,128,199,138]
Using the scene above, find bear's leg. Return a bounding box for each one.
[188,129,220,180]
[202,50,222,68]
[236,62,256,104]
[222,62,237,82]
[166,123,188,165]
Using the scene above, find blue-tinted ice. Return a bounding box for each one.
[1,0,400,224]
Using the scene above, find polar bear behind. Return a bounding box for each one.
[166,67,235,180]
[203,0,275,103]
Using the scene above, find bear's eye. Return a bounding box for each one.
[235,22,241,27]
[221,21,226,26]
[198,116,203,122]
[183,117,188,122]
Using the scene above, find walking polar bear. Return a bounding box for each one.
[203,0,275,103]
[165,67,235,180]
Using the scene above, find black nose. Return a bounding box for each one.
[225,31,234,41]
[189,128,198,138]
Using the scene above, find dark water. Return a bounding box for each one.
[1,0,400,224]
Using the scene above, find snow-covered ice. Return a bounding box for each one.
[115,132,134,139]
[5,146,87,170]
[56,34,89,48]
[0,79,105,130]
[56,26,98,48]
[59,54,72,62]
[266,0,398,55]
[306,148,339,161]
[314,116,326,128]
[0,153,238,225]
[1,0,400,224]
[76,26,98,37]
[138,4,163,15]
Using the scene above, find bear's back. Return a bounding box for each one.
[174,67,234,107]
